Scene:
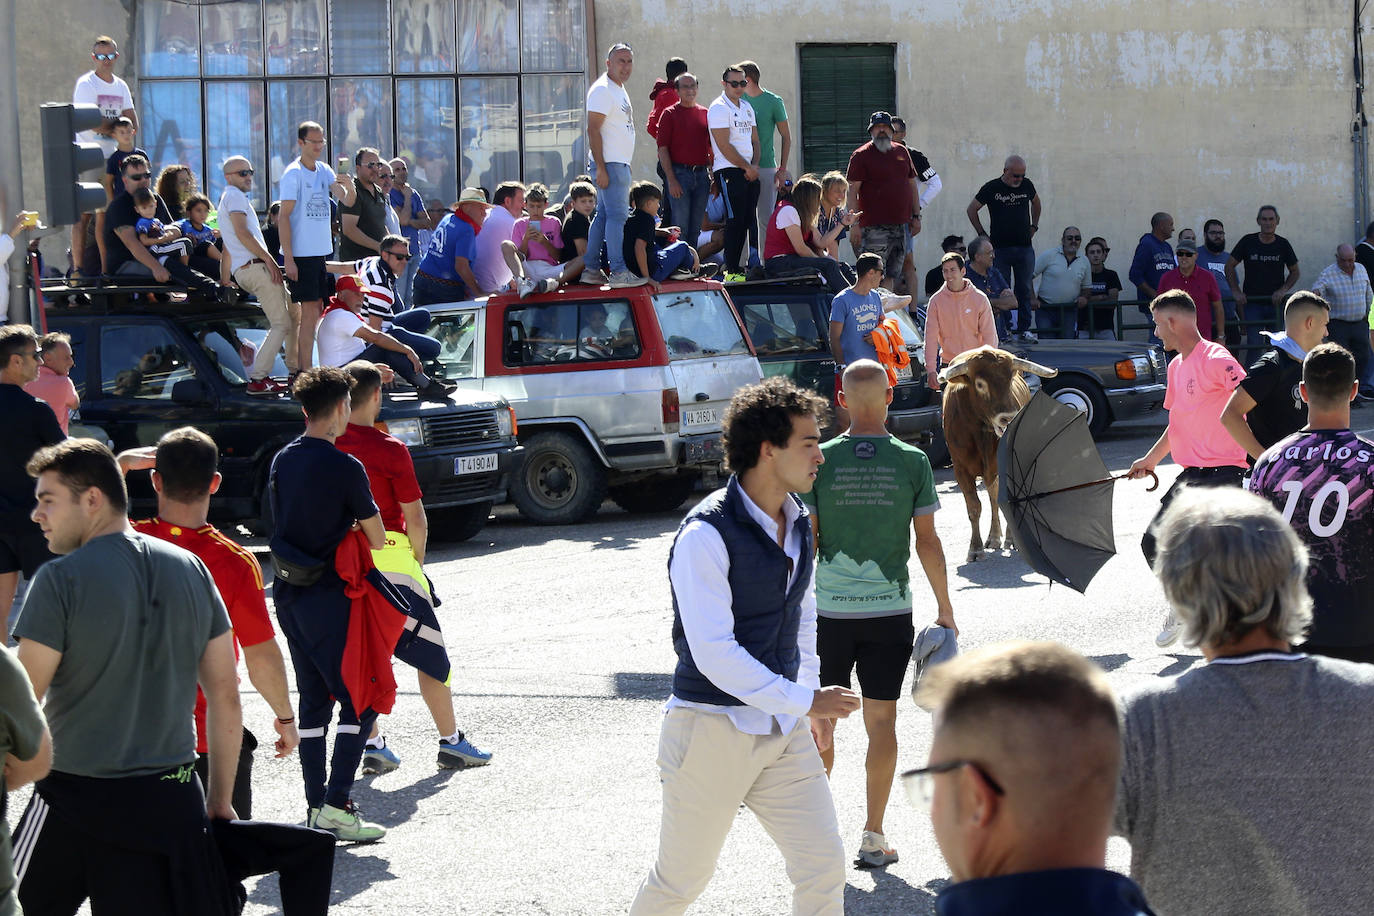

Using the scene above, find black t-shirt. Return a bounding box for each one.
[975,177,1038,248]
[1229,233,1298,297]
[105,191,173,273]
[561,210,590,263]
[905,147,937,183]
[622,210,658,277]
[339,178,389,261]
[1080,267,1122,331]
[268,435,379,564]
[1241,347,1306,451]
[0,384,65,520]
[924,265,944,297]
[1357,241,1374,282]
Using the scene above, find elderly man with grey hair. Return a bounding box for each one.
[1116,486,1374,915]
[1309,243,1374,397]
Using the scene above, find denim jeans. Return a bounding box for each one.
[994,245,1036,332]
[1243,298,1280,362]
[671,165,711,254]
[395,254,421,310]
[387,308,441,362]
[586,162,632,273]
[1035,301,1077,338]
[647,241,695,282]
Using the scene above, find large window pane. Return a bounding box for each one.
[457,0,517,73]
[397,79,457,206]
[522,75,583,199]
[522,0,586,73]
[331,78,394,159]
[206,83,267,210]
[202,1,264,76]
[138,0,201,77]
[141,82,204,190]
[459,78,519,192]
[267,81,326,186]
[266,0,326,75]
[330,0,389,75]
[394,0,455,73]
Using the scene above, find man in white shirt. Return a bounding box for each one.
[316,276,450,401]
[583,43,644,288]
[628,377,860,916]
[71,36,137,278]
[1032,226,1091,338]
[473,182,523,295]
[707,65,761,280]
[219,156,298,395]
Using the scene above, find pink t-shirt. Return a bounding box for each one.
[511,215,564,265]
[24,365,79,434]
[1164,339,1247,468]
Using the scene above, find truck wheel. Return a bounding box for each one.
[1044,376,1110,437]
[510,432,608,525]
[608,475,697,514]
[430,501,495,542]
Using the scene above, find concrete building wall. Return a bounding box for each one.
[596,0,1365,290]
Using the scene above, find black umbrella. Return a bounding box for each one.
[997,391,1158,593]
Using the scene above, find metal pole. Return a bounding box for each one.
[0,0,28,323]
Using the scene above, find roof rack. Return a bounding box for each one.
[39,277,251,316]
[721,272,827,289]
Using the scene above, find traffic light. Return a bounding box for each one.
[39,103,108,226]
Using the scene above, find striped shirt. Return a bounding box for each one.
[352,256,399,324]
[1309,262,1373,321]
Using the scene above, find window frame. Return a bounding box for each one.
[501,299,642,368]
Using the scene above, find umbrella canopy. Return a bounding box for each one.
[998,391,1118,592]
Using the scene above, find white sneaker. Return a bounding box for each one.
[517,276,536,298]
[607,270,649,288]
[1017,330,1039,343]
[579,268,608,285]
[1155,610,1182,648]
[537,278,560,294]
[854,830,898,868]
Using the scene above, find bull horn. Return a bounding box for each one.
[1011,357,1058,378]
[938,362,972,385]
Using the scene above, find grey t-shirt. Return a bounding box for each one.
[13,530,230,778]
[0,647,45,916]
[1116,652,1374,915]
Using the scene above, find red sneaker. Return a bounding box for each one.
[246,378,280,396]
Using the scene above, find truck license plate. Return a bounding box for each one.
[895,364,913,380]
[455,453,498,475]
[683,407,716,426]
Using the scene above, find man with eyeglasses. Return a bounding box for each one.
[656,72,713,260]
[1032,226,1091,338]
[103,154,175,283]
[968,157,1041,341]
[71,36,136,280]
[340,148,390,262]
[389,158,433,310]
[1157,238,1223,342]
[907,641,1155,916]
[219,157,297,395]
[1197,219,1239,353]
[965,237,1018,341]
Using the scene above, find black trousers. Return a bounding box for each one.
[716,167,760,272]
[1327,317,1372,389]
[1141,465,1245,567]
[195,727,259,820]
[655,160,673,228]
[213,819,335,916]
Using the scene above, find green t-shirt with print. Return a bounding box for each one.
[801,434,938,618]
[744,89,788,169]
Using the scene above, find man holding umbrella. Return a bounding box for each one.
[1128,289,1248,647]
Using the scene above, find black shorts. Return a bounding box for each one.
[0,522,53,578]
[286,255,327,303]
[818,612,915,701]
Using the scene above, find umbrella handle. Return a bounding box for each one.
[1119,469,1160,492]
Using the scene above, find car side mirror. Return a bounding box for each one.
[170,378,213,405]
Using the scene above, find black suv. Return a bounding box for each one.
[46,293,521,541]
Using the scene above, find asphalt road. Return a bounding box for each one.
[36,407,1374,915]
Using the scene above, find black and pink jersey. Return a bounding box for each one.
[1249,428,1374,646]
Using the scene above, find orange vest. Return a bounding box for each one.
[870,317,911,385]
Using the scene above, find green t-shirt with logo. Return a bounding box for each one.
[744,89,788,169]
[801,434,939,618]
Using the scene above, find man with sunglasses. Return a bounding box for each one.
[709,66,762,282]
[327,236,447,371]
[220,157,297,395]
[908,641,1155,915]
[71,36,136,279]
[340,148,390,262]
[103,154,174,283]
[1032,226,1091,338]
[1157,238,1223,342]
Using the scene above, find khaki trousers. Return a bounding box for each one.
[629,707,845,916]
[235,261,301,378]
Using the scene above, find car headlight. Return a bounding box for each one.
[496,406,515,439]
[387,418,425,447]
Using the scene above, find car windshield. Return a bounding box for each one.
[183,314,279,385]
[886,304,923,346]
[426,310,481,379]
[651,290,751,360]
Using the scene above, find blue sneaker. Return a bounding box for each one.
[437,733,492,769]
[361,741,401,775]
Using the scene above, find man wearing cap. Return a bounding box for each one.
[411,189,488,307]
[316,276,451,401]
[846,113,921,292]
[708,64,762,281]
[1158,238,1223,342]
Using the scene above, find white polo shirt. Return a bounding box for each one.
[707,94,756,173]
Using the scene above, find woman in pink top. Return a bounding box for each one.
[924,252,997,389]
[23,332,80,434]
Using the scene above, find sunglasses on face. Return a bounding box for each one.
[93,52,118,61]
[231,169,254,177]
[1064,235,1081,241]
[384,250,411,260]
[1009,172,1026,179]
[127,172,150,181]
[725,80,747,88]
[1177,251,1196,257]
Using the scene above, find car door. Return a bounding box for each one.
[736,296,832,398]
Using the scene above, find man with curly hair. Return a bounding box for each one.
[629,377,861,916]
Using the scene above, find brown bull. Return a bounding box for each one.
[938,346,1058,562]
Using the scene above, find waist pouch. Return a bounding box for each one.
[269,537,329,587]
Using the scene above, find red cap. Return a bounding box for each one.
[336,275,368,294]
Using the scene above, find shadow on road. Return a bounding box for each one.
[1158,653,1202,677]
[613,671,673,701]
[245,848,399,913]
[1090,653,1131,673]
[353,770,458,828]
[954,552,1042,589]
[845,870,946,914]
[427,505,685,557]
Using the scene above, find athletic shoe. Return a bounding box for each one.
[668,269,694,280]
[437,733,493,769]
[607,270,649,288]
[854,830,899,869]
[361,742,401,775]
[537,278,560,294]
[306,806,321,828]
[517,276,536,299]
[579,268,608,285]
[314,801,386,843]
[1016,330,1038,343]
[722,271,748,283]
[696,264,721,279]
[246,378,281,396]
[1155,610,1182,649]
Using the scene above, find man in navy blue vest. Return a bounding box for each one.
[629,377,862,916]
